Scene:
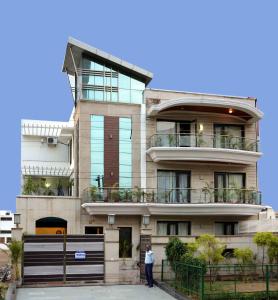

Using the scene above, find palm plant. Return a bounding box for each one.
[4,240,22,281]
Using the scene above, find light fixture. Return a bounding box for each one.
[142,215,150,226]
[45,182,51,188]
[229,108,233,114]
[107,214,115,226]
[199,123,204,133]
[14,213,21,228]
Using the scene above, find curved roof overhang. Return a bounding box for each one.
[147,97,263,122]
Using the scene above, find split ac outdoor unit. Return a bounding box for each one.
[47,137,58,145]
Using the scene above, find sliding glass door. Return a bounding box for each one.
[157,170,191,203]
[214,124,244,149]
[215,172,245,203]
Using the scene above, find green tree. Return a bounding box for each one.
[253,232,274,276]
[234,247,254,265]
[165,237,187,264]
[267,236,278,264]
[5,240,22,281]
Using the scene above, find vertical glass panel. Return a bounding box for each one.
[82,58,94,69]
[82,89,94,100]
[156,121,176,147]
[82,75,94,85]
[119,118,132,188]
[119,89,130,103]
[94,62,104,71]
[131,90,143,104]
[157,222,167,236]
[178,223,189,235]
[105,76,111,86]
[91,115,104,188]
[157,171,176,203]
[215,223,224,235]
[94,76,104,86]
[111,92,118,102]
[111,77,118,87]
[95,91,104,101]
[105,92,111,101]
[169,224,176,235]
[118,73,130,89]
[131,78,145,90]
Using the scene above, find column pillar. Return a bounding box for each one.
[104,227,120,283]
[11,227,23,241]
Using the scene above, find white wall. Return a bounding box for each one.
[0,210,14,243]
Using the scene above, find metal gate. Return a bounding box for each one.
[139,234,151,279]
[22,234,104,284]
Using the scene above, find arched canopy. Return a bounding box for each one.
[147,97,263,122]
[36,217,67,228]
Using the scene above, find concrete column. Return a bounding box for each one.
[11,227,23,241]
[104,228,120,284]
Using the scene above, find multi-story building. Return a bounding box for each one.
[0,210,14,244]
[16,38,277,281]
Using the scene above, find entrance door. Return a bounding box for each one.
[178,123,191,147]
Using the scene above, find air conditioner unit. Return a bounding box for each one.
[47,137,58,145]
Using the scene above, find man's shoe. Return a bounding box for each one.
[149,285,153,288]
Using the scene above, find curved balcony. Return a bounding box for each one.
[81,187,263,216]
[147,134,261,165]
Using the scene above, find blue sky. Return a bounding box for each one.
[0,0,277,210]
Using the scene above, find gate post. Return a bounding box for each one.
[139,228,152,281]
[104,228,120,284]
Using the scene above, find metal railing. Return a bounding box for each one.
[149,134,259,152]
[161,260,278,300]
[82,187,261,205]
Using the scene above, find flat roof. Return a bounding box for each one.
[63,37,153,85]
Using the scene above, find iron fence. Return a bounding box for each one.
[161,260,278,300]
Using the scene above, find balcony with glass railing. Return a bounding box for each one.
[82,187,261,205]
[147,134,262,164]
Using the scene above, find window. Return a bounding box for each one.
[215,222,238,235]
[215,172,245,203]
[85,226,103,234]
[157,221,191,236]
[0,217,12,221]
[119,227,132,258]
[214,124,244,150]
[81,57,145,104]
[0,230,11,234]
[157,170,190,203]
[119,118,132,188]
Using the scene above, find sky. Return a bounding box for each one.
[0,0,277,211]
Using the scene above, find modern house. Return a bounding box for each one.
[0,210,14,244]
[16,37,277,282]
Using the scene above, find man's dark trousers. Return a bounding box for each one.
[145,263,153,287]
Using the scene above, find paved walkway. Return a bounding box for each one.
[16,285,176,300]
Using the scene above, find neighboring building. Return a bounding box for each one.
[0,210,14,243]
[16,38,277,281]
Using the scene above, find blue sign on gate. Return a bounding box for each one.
[75,250,86,260]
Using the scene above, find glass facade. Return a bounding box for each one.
[90,115,132,188]
[119,117,132,188]
[81,57,145,104]
[90,115,104,188]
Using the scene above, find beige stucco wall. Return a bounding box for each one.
[16,196,81,234]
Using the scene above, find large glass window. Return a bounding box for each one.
[157,221,191,236]
[81,57,145,103]
[214,124,244,149]
[119,118,132,188]
[91,115,104,188]
[215,222,239,235]
[119,227,132,258]
[215,172,245,203]
[157,170,190,203]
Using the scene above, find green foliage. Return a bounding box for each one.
[194,234,225,265]
[234,247,254,264]
[22,176,39,195]
[119,239,132,259]
[6,240,22,280]
[165,237,188,263]
[267,235,278,264]
[181,253,206,269]
[253,232,274,247]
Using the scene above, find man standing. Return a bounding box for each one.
[144,244,154,287]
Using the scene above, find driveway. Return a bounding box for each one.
[16,285,176,300]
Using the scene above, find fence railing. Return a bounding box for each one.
[149,134,259,152]
[82,187,261,205]
[161,260,278,300]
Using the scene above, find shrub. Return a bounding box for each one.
[234,247,254,264]
[267,236,278,264]
[165,237,187,263]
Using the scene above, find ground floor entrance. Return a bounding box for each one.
[16,285,176,300]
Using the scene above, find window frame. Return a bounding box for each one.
[215,222,239,236]
[157,221,191,236]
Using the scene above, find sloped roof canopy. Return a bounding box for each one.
[62,37,153,85]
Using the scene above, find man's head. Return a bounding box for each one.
[146,244,150,251]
